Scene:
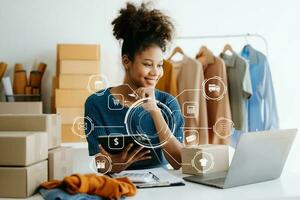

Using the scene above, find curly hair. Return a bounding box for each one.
[112,2,175,61]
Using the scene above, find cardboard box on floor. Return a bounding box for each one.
[59,74,102,90]
[55,89,90,107]
[57,60,100,75]
[62,124,87,143]
[57,107,84,124]
[48,146,73,180]
[0,114,61,150]
[57,44,100,60]
[0,160,47,198]
[0,131,48,166]
[181,145,229,175]
[0,102,43,114]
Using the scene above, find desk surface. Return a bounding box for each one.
[1,170,300,200]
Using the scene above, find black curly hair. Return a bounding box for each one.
[112,2,175,61]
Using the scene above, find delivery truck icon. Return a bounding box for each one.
[208,84,220,92]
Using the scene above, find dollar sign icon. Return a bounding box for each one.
[114,138,119,146]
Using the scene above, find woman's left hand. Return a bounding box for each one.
[135,87,159,112]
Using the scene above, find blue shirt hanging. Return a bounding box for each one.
[241,45,279,131]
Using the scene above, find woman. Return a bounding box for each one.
[85,2,184,173]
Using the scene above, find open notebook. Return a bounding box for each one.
[111,167,185,188]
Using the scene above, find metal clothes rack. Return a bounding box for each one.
[175,33,269,57]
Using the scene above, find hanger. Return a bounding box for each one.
[222,43,234,55]
[167,46,184,61]
[196,46,214,65]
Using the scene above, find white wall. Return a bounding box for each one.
[0,0,299,174]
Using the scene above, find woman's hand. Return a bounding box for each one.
[135,87,159,112]
[98,143,151,173]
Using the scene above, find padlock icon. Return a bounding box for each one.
[96,160,106,169]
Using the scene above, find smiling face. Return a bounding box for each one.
[123,45,164,88]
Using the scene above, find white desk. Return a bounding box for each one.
[131,170,300,200]
[1,147,300,200]
[1,170,300,200]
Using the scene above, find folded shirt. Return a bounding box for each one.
[39,173,137,200]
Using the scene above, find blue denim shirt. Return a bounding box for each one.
[241,45,279,131]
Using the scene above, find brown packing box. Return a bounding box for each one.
[51,96,56,113]
[0,114,61,150]
[59,74,102,90]
[57,107,84,124]
[48,147,73,180]
[181,145,229,175]
[62,124,87,143]
[52,76,59,97]
[0,160,48,198]
[0,102,43,114]
[0,131,48,166]
[57,44,100,61]
[55,89,90,107]
[57,60,100,75]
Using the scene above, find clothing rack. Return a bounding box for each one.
[175,33,269,57]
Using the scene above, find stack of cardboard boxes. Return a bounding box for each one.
[52,44,102,143]
[0,113,73,198]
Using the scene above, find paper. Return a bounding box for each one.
[113,167,185,188]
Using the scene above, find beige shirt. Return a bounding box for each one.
[169,55,209,144]
[197,49,232,145]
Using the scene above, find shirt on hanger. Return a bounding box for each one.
[197,49,232,145]
[220,52,252,132]
[169,55,209,144]
[156,60,178,97]
[241,45,279,131]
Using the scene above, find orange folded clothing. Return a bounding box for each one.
[40,173,137,200]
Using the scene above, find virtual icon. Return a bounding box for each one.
[108,135,124,150]
[78,122,87,131]
[183,102,199,118]
[108,94,124,110]
[186,134,197,143]
[96,160,106,169]
[94,80,103,90]
[199,158,208,167]
[94,154,112,174]
[208,84,220,92]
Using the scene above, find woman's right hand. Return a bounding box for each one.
[98,143,152,173]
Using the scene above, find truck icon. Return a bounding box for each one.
[208,84,220,92]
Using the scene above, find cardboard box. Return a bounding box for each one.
[0,160,48,198]
[62,124,87,143]
[58,60,100,75]
[59,74,101,90]
[55,89,90,107]
[48,147,73,180]
[57,107,84,124]
[0,114,61,150]
[181,145,229,175]
[0,102,43,114]
[51,96,56,113]
[52,76,59,97]
[57,44,100,60]
[0,131,48,166]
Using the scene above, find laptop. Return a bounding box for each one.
[183,129,297,189]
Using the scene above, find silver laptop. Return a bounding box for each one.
[183,129,297,189]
